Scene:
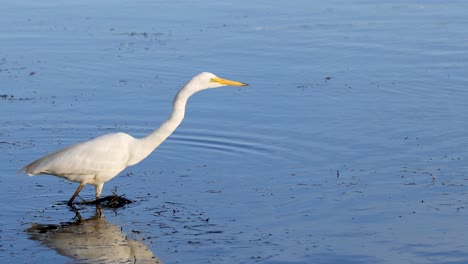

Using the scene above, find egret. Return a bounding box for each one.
[20,72,248,206]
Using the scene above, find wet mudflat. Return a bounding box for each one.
[2,1,468,263]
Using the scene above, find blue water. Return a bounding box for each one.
[1,1,468,263]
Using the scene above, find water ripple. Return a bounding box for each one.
[167,129,283,159]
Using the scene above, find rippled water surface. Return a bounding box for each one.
[2,1,468,263]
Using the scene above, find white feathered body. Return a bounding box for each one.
[23,133,137,186]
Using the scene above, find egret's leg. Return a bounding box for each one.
[95,183,104,201]
[95,204,103,218]
[68,183,86,206]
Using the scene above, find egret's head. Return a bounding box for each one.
[192,72,248,91]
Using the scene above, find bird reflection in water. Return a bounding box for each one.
[26,206,162,264]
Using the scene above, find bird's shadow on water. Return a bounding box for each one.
[26,205,163,264]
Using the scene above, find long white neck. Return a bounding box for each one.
[127,83,198,166]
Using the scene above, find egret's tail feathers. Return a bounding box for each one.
[18,162,39,176]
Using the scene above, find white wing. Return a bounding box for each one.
[21,133,135,180]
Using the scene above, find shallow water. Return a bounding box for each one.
[2,1,468,263]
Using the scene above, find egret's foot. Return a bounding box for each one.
[69,205,84,222]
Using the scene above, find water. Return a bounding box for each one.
[2,0,468,263]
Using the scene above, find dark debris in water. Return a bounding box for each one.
[296,76,335,90]
[79,192,133,209]
[0,94,14,100]
[0,94,34,101]
[27,223,61,234]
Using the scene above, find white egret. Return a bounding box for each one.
[20,72,248,205]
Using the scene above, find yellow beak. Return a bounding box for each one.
[211,77,248,86]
